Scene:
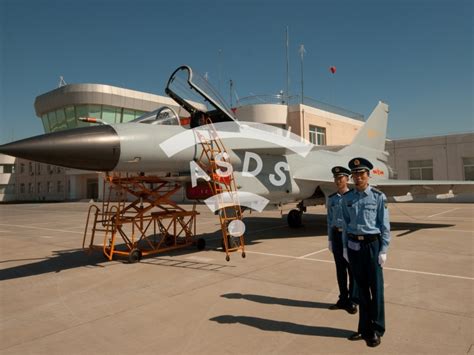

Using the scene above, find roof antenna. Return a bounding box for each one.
[299,44,306,104]
[58,76,67,88]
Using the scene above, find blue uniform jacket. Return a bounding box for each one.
[327,192,344,243]
[341,185,391,253]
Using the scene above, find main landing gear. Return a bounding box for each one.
[287,202,306,228]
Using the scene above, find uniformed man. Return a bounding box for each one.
[327,166,357,315]
[341,157,390,348]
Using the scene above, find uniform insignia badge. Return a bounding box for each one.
[354,159,360,166]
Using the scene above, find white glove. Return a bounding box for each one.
[343,248,348,262]
[378,253,387,267]
[328,241,333,253]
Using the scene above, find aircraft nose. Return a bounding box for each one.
[0,125,121,171]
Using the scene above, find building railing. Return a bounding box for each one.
[236,94,365,121]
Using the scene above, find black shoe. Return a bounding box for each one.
[345,303,358,315]
[365,334,381,347]
[328,304,341,310]
[348,332,363,341]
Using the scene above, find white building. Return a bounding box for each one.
[0,154,16,202]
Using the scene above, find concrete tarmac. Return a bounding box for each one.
[0,202,473,354]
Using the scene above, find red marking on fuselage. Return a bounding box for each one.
[372,168,385,176]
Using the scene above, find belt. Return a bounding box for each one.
[332,227,343,232]
[348,233,379,242]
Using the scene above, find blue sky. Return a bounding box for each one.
[0,0,472,143]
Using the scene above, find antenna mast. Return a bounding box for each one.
[299,44,306,104]
[285,26,290,104]
[58,76,67,88]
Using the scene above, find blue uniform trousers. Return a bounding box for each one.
[332,229,357,305]
[348,237,385,337]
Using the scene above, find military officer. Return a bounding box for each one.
[341,157,390,348]
[327,166,357,314]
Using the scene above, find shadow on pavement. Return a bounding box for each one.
[390,221,454,237]
[221,293,332,309]
[0,214,453,281]
[210,315,352,338]
[0,248,107,281]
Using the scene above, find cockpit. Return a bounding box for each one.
[165,65,238,128]
[131,66,239,129]
[131,106,181,126]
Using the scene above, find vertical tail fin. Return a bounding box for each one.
[340,101,389,158]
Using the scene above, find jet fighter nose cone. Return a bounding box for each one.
[0,125,121,171]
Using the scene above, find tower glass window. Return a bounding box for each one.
[65,106,77,129]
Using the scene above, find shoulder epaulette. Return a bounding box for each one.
[328,192,338,198]
[343,189,353,195]
[371,187,382,195]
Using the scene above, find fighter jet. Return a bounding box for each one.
[1,65,472,229]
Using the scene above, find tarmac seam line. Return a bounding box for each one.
[0,223,84,234]
[299,248,329,258]
[245,250,473,280]
[387,300,474,319]
[427,208,459,218]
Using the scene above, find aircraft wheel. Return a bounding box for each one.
[128,248,142,263]
[242,252,246,258]
[196,238,206,250]
[288,209,303,228]
[226,255,230,262]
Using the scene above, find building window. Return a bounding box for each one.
[0,184,15,194]
[463,157,474,181]
[408,159,433,180]
[309,125,326,146]
[47,181,52,193]
[20,163,25,174]
[57,181,63,193]
[20,183,25,194]
[29,162,33,175]
[54,108,67,131]
[0,164,15,174]
[48,111,58,131]
[102,106,121,124]
[65,106,77,129]
[122,109,135,123]
[37,182,41,194]
[28,183,33,194]
[41,114,51,133]
[76,105,90,128]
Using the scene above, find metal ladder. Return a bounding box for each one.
[195,118,245,261]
